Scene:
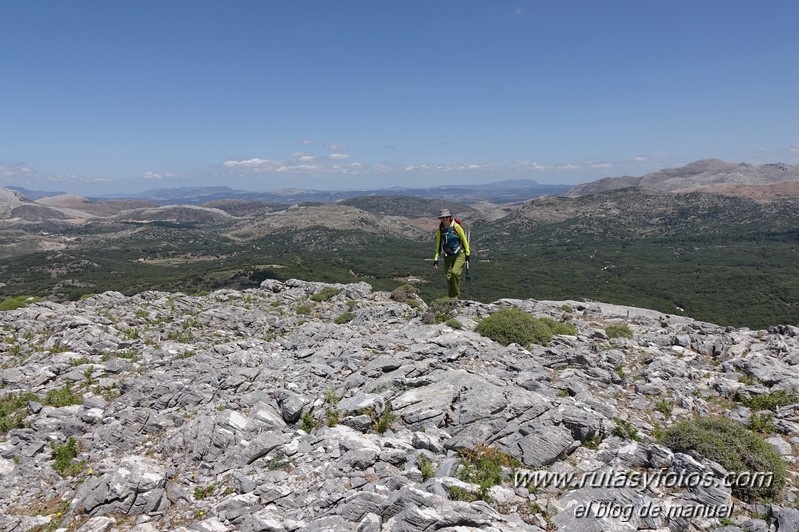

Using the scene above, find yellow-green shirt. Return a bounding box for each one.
[434,220,470,261]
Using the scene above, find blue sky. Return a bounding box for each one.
[2,1,798,196]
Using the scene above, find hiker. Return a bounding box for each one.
[433,209,471,298]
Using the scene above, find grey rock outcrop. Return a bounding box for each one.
[0,279,797,531]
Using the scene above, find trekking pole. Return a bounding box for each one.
[465,230,472,282]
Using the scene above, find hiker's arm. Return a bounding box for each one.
[433,228,441,262]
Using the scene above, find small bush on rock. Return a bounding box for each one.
[310,287,340,302]
[541,317,577,336]
[458,445,521,500]
[51,437,84,477]
[445,318,463,329]
[475,307,574,347]
[391,284,419,303]
[334,311,355,324]
[605,323,633,339]
[300,412,319,432]
[612,418,640,441]
[421,298,458,325]
[736,387,796,412]
[418,454,435,481]
[0,296,42,311]
[43,385,82,408]
[658,416,787,501]
[0,392,36,434]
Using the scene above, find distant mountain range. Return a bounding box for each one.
[9,159,799,206]
[90,180,572,205]
[8,180,570,205]
[565,159,799,199]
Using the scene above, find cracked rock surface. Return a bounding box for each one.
[1,279,797,531]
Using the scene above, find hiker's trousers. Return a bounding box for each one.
[444,253,466,298]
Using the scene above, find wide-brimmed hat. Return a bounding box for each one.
[437,209,452,218]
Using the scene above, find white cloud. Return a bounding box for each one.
[0,165,34,177]
[224,158,280,169]
[144,171,162,180]
[44,174,111,184]
[275,164,321,173]
[513,160,547,171]
[298,139,313,145]
[293,152,316,162]
[791,145,799,153]
[217,154,621,186]
[324,143,350,152]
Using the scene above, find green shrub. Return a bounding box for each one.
[421,298,458,325]
[391,284,419,303]
[612,418,640,441]
[738,374,759,386]
[48,341,70,354]
[736,388,796,412]
[194,482,218,500]
[655,399,673,417]
[325,387,339,404]
[541,317,577,336]
[0,392,37,434]
[334,311,355,324]
[374,407,396,434]
[605,323,634,339]
[365,403,396,434]
[325,408,341,427]
[458,445,521,500]
[310,287,340,302]
[748,412,776,434]
[300,412,319,432]
[0,296,42,311]
[167,330,194,342]
[475,307,573,347]
[419,454,436,481]
[445,318,463,329]
[51,437,85,477]
[658,416,787,501]
[295,305,312,315]
[43,385,82,407]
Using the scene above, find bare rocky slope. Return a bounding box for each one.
[566,160,799,198]
[1,280,798,531]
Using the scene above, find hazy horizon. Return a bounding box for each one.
[2,1,798,196]
[6,176,575,199]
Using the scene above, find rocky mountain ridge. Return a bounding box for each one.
[9,180,569,207]
[1,280,798,531]
[3,159,799,232]
[566,159,799,198]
